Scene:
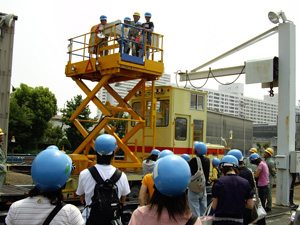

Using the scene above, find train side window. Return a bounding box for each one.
[131,100,169,127]
[175,118,187,141]
[194,119,204,141]
[190,93,204,110]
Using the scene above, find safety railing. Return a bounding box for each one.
[67,22,164,66]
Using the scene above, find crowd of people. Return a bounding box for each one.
[93,11,154,59]
[1,127,278,224]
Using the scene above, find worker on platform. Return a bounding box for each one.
[188,141,210,217]
[0,128,7,191]
[95,15,109,56]
[122,17,131,54]
[263,147,276,212]
[129,12,141,56]
[212,155,254,225]
[139,149,173,206]
[134,22,143,58]
[245,147,258,172]
[130,155,201,224]
[76,134,130,222]
[5,149,84,225]
[210,158,221,185]
[141,12,154,59]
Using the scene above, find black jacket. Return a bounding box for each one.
[189,155,211,186]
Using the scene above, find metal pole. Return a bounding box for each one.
[276,22,296,206]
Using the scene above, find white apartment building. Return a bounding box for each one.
[97,73,171,117]
[193,83,300,125]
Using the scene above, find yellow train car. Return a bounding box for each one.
[127,86,225,161]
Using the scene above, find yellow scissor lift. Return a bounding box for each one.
[64,22,164,181]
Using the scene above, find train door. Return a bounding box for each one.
[173,114,191,154]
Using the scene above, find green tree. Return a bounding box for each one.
[61,95,96,151]
[8,98,34,153]
[107,112,128,139]
[43,122,63,146]
[8,84,57,152]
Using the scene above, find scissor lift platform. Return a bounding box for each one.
[65,22,164,172]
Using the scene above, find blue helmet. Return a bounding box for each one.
[220,155,239,168]
[227,149,243,161]
[194,141,207,156]
[135,21,142,26]
[124,17,131,22]
[46,145,59,150]
[100,15,107,21]
[211,158,220,166]
[151,149,160,156]
[249,153,260,163]
[144,12,152,18]
[153,155,191,197]
[94,134,117,155]
[31,149,72,191]
[158,149,174,159]
[181,154,191,162]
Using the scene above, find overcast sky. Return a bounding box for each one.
[2,0,300,116]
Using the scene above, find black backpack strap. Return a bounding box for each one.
[110,168,122,184]
[88,166,122,184]
[185,214,198,225]
[88,166,104,184]
[42,202,66,225]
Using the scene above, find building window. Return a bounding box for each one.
[194,119,203,142]
[175,117,187,141]
[190,93,204,110]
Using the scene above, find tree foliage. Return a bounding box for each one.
[8,83,57,152]
[61,95,96,151]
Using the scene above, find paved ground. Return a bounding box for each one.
[264,183,300,224]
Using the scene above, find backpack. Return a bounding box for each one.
[188,157,206,193]
[86,166,123,225]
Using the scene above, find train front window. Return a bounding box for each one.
[131,100,169,127]
[175,118,187,141]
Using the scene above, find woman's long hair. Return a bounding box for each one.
[145,154,158,163]
[28,186,64,205]
[149,187,190,222]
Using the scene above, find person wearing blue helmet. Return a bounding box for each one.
[139,149,161,206]
[76,134,130,222]
[119,17,131,54]
[228,149,254,190]
[130,155,201,224]
[211,155,254,225]
[140,12,154,59]
[142,149,160,175]
[6,149,84,225]
[158,149,174,159]
[181,153,191,162]
[95,15,108,56]
[187,141,210,217]
[210,158,221,185]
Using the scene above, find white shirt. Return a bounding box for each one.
[5,196,84,225]
[76,164,130,219]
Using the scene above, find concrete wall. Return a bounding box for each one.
[0,13,18,154]
[206,110,253,155]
